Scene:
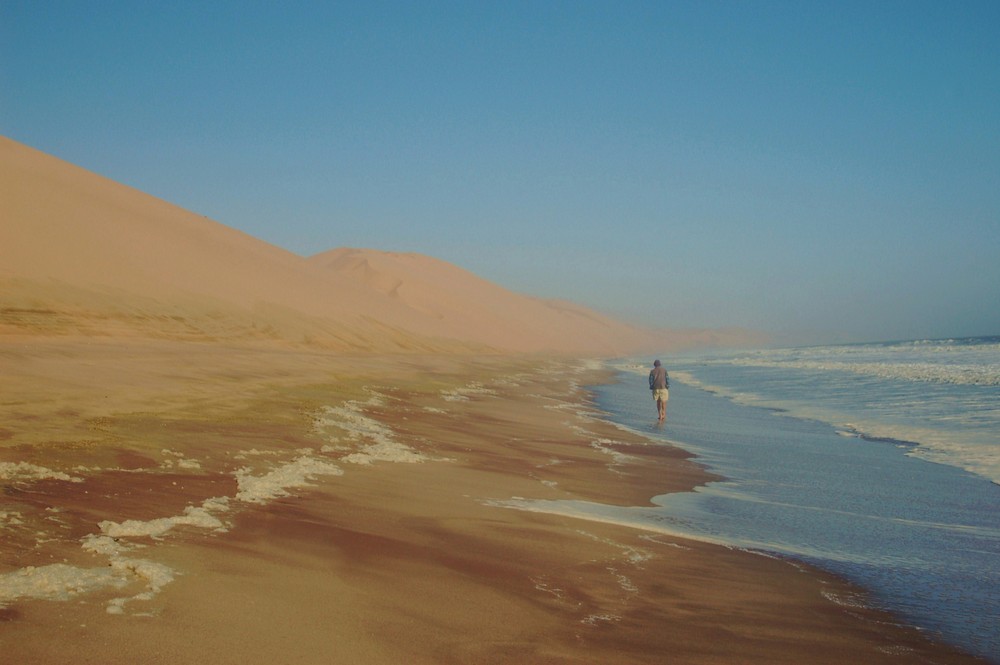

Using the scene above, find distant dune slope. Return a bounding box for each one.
[1,136,661,354]
[308,248,655,354]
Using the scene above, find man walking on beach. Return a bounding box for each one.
[649,359,669,421]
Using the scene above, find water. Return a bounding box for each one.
[670,336,1000,484]
[581,337,1000,662]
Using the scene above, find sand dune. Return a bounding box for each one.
[308,248,655,354]
[1,137,973,664]
[1,136,660,354]
[1,137,420,349]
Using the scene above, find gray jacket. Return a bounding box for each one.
[649,366,669,390]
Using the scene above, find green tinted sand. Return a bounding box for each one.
[0,339,985,664]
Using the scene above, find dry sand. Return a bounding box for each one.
[1,136,666,356]
[0,338,986,664]
[1,134,984,662]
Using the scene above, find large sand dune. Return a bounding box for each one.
[308,248,654,354]
[1,137,977,665]
[1,136,658,354]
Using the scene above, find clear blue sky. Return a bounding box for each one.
[3,1,998,344]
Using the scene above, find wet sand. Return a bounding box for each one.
[0,338,987,663]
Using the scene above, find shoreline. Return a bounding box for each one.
[0,337,988,663]
[593,359,1000,663]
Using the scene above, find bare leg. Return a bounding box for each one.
[657,398,666,421]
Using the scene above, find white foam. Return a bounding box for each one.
[0,563,127,607]
[159,449,201,468]
[0,510,25,527]
[441,382,498,402]
[638,534,690,550]
[725,344,1000,387]
[96,557,177,615]
[232,448,281,460]
[0,551,176,614]
[531,576,568,601]
[607,567,638,593]
[234,455,343,504]
[484,497,732,549]
[0,451,342,614]
[341,441,426,466]
[0,461,82,483]
[590,439,637,467]
[877,645,917,657]
[315,400,428,466]
[95,497,230,541]
[1,387,442,615]
[40,455,341,613]
[576,529,652,565]
[821,588,870,609]
[81,533,132,557]
[319,405,396,440]
[581,613,621,626]
[672,363,1000,484]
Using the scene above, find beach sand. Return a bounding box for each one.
[0,338,986,664]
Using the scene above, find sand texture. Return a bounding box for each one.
[0,136,985,662]
[1,136,675,355]
[0,340,987,664]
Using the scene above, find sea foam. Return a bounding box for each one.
[0,563,127,607]
[314,395,428,465]
[94,497,231,541]
[0,387,444,615]
[0,461,82,484]
[234,455,343,503]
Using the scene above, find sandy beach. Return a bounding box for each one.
[0,337,986,664]
[0,136,989,662]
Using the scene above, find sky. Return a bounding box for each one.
[2,1,998,345]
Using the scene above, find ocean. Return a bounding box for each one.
[581,337,999,662]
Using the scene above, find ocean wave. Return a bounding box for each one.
[725,357,1000,386]
[671,371,1000,485]
[713,337,1000,387]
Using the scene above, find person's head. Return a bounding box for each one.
[653,359,661,367]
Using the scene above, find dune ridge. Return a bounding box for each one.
[1,136,663,354]
[308,248,654,354]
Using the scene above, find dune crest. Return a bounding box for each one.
[1,136,662,354]
[308,248,659,354]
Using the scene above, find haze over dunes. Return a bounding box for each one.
[1,136,687,354]
[308,247,658,354]
[0,135,981,664]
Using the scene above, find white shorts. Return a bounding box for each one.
[652,388,669,402]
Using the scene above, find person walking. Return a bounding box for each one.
[649,359,669,421]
